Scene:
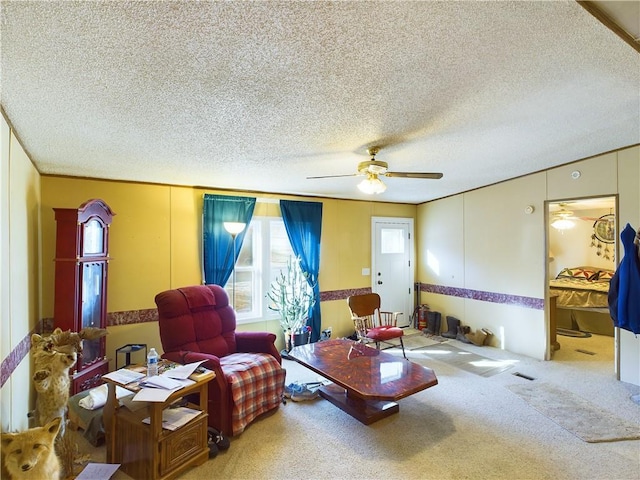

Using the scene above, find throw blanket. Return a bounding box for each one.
[220,353,286,436]
[79,384,132,410]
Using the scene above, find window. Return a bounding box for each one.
[224,216,294,323]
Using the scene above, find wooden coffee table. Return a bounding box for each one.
[288,339,438,424]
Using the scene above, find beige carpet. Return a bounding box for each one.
[417,343,515,377]
[391,333,515,377]
[507,382,640,443]
[399,332,445,350]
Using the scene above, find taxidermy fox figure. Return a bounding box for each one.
[31,333,77,437]
[1,417,62,480]
[30,327,107,436]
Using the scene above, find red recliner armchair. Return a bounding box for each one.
[155,284,286,437]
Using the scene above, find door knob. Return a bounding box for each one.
[377,280,383,285]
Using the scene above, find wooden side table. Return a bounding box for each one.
[103,364,214,480]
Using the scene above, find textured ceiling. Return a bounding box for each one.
[1,1,639,204]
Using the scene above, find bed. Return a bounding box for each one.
[549,266,615,336]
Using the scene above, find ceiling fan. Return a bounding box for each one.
[306,147,443,194]
[551,203,602,222]
[551,204,576,219]
[550,203,604,230]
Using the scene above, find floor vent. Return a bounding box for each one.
[575,349,596,356]
[512,372,535,381]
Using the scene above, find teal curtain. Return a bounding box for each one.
[203,194,256,286]
[280,200,323,342]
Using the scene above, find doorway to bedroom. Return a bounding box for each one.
[546,196,617,368]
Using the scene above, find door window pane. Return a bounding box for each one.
[381,228,404,254]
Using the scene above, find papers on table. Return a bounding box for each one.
[132,368,199,402]
[76,463,120,480]
[102,368,145,385]
[142,406,201,431]
[140,375,184,390]
[162,360,207,380]
[132,377,195,402]
[104,362,204,402]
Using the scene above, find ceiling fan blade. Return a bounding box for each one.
[385,172,443,179]
[306,173,359,179]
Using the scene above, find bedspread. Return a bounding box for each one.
[220,352,286,436]
[549,277,609,308]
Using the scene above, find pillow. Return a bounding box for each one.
[594,269,614,281]
[556,267,598,281]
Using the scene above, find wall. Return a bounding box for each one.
[417,173,546,359]
[39,178,417,370]
[0,113,42,431]
[417,146,640,371]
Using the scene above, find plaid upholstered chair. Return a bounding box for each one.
[155,284,286,436]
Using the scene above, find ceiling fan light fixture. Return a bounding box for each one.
[358,174,386,194]
[551,218,575,230]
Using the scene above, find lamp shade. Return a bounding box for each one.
[357,174,387,194]
[550,218,575,230]
[223,222,246,235]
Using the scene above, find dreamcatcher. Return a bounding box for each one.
[590,214,615,260]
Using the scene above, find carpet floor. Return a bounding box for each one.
[508,382,640,443]
[412,342,516,377]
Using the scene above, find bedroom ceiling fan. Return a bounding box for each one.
[550,203,604,230]
[550,205,577,230]
[306,147,443,194]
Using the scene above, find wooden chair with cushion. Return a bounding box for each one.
[347,293,407,359]
[155,284,286,437]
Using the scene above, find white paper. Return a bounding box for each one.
[162,360,207,380]
[132,387,174,403]
[102,369,145,385]
[142,406,202,431]
[132,378,195,402]
[140,375,183,390]
[76,463,120,480]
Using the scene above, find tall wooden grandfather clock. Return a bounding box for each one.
[53,199,115,394]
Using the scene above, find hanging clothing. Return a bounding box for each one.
[608,223,640,334]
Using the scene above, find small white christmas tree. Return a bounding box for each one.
[267,256,316,334]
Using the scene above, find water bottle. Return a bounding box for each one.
[147,348,159,377]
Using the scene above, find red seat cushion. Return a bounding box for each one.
[366,326,403,341]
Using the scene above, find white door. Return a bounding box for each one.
[371,217,414,327]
